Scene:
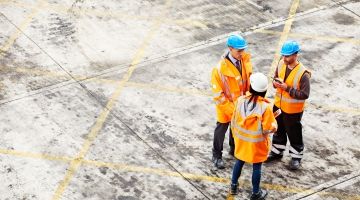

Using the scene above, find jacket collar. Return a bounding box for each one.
[220,52,250,77]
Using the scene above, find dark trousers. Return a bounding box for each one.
[271,106,304,160]
[212,122,235,159]
[231,159,262,194]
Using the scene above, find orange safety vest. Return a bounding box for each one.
[274,62,310,114]
[211,53,252,123]
[231,95,277,163]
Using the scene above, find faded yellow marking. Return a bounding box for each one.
[82,160,360,199]
[0,0,45,54]
[51,0,173,199]
[226,192,235,200]
[1,0,207,29]
[0,65,119,85]
[2,65,360,115]
[126,81,212,96]
[266,0,300,97]
[255,29,360,45]
[0,148,72,162]
[0,148,359,199]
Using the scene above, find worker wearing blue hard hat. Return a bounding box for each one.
[227,34,248,50]
[280,40,301,56]
[210,34,253,169]
[266,40,311,170]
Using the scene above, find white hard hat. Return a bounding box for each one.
[250,72,268,92]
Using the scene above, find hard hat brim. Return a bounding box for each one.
[229,44,248,50]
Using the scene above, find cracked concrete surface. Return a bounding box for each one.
[0,0,360,200]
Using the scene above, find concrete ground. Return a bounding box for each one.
[0,0,359,199]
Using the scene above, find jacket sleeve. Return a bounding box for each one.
[211,67,226,104]
[286,72,311,100]
[262,105,278,134]
[211,67,235,115]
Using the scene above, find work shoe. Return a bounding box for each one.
[212,157,225,169]
[265,152,283,163]
[289,159,301,170]
[230,183,238,195]
[250,189,268,200]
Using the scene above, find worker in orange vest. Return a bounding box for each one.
[266,40,311,170]
[230,73,277,200]
[210,34,252,169]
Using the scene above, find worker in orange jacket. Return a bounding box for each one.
[230,73,277,200]
[266,40,311,170]
[210,34,252,169]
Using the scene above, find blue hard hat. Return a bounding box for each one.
[280,40,300,56]
[227,34,248,49]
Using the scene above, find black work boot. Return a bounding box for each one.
[212,157,225,169]
[265,152,283,163]
[250,189,268,200]
[230,183,238,195]
[289,158,301,170]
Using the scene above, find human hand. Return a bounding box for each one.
[273,79,287,90]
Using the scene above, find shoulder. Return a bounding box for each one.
[242,52,251,62]
[299,63,311,77]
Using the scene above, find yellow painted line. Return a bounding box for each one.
[265,0,300,97]
[3,64,360,115]
[0,147,359,199]
[0,0,45,54]
[0,148,72,162]
[2,64,360,115]
[306,103,360,115]
[0,65,119,85]
[255,29,360,45]
[82,160,360,199]
[125,81,212,97]
[0,0,207,29]
[51,0,172,199]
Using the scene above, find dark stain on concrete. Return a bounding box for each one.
[99,166,108,175]
[110,173,138,190]
[161,183,187,199]
[332,55,360,77]
[116,196,137,200]
[84,174,94,183]
[349,148,360,159]
[47,13,77,47]
[333,13,355,25]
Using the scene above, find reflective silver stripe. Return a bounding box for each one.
[214,96,226,105]
[273,144,286,150]
[289,146,303,155]
[233,123,262,135]
[275,93,305,103]
[238,99,266,118]
[263,130,274,134]
[232,97,245,125]
[290,153,303,158]
[293,64,306,89]
[218,68,233,102]
[271,147,281,154]
[233,130,264,142]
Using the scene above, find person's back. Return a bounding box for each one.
[229,73,277,200]
[231,95,275,163]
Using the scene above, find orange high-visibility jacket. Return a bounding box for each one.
[211,53,252,123]
[274,62,310,114]
[231,95,277,163]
